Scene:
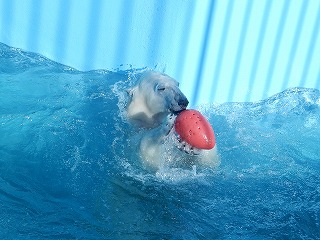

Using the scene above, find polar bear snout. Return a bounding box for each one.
[176,97,189,111]
[170,92,189,112]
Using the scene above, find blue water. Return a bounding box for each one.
[1,42,320,239]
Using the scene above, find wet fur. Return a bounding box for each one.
[126,71,188,128]
[126,71,219,171]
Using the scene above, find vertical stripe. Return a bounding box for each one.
[191,0,215,106]
[262,0,290,99]
[246,0,272,102]
[317,68,320,89]
[281,1,308,90]
[147,0,167,66]
[54,0,71,61]
[84,0,103,70]
[299,3,320,86]
[210,0,234,102]
[175,1,195,82]
[228,0,253,102]
[27,0,43,52]
[114,0,134,67]
[1,0,14,42]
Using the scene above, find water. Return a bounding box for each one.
[1,42,320,239]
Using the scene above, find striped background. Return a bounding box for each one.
[0,0,319,105]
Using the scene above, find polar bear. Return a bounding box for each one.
[126,71,189,128]
[125,71,218,171]
[139,114,220,171]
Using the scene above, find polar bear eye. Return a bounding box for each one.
[156,84,166,92]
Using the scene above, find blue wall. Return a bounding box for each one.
[0,0,319,105]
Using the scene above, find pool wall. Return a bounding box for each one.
[0,0,319,105]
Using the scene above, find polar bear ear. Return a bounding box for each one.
[126,87,137,99]
[126,87,134,96]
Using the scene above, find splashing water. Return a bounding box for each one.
[1,43,320,239]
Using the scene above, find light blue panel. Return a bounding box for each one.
[307,12,320,89]
[289,0,319,88]
[251,0,284,101]
[215,0,246,103]
[233,0,262,102]
[0,0,319,104]
[36,1,60,56]
[227,0,253,102]
[262,0,290,99]
[279,0,306,91]
[210,0,234,103]
[299,1,320,88]
[180,0,212,106]
[195,0,218,106]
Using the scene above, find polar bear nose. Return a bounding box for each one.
[178,98,189,109]
[171,90,189,112]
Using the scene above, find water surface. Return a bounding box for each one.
[1,43,320,239]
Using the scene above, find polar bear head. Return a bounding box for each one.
[126,71,189,128]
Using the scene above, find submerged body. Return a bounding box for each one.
[140,113,220,171]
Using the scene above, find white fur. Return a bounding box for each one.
[126,71,219,171]
[126,71,188,128]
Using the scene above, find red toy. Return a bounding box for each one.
[174,109,216,150]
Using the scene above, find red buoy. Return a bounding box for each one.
[174,109,216,149]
